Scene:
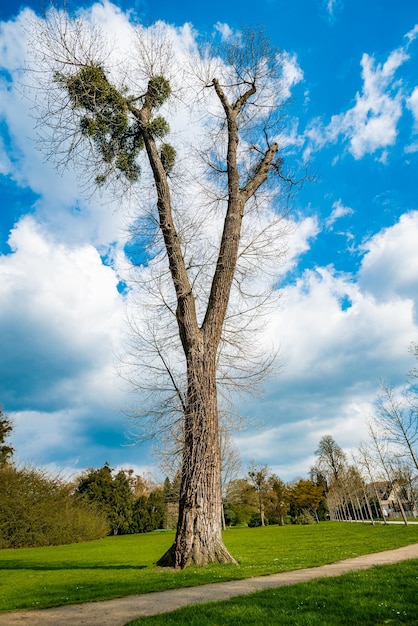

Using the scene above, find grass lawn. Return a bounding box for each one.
[127,559,418,625]
[1,522,417,613]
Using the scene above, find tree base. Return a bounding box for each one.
[157,539,238,569]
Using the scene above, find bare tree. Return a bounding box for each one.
[28,12,300,567]
[353,444,384,524]
[374,381,418,472]
[315,435,347,485]
[368,424,408,525]
[408,341,418,389]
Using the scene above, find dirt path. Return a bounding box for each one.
[2,543,418,626]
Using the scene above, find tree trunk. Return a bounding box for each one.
[260,502,265,527]
[157,344,237,568]
[363,489,375,525]
[393,484,409,526]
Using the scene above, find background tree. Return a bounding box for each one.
[368,424,408,525]
[223,477,258,526]
[131,487,166,533]
[163,473,181,504]
[75,463,135,535]
[248,463,270,526]
[315,435,347,485]
[266,474,290,525]
[309,466,328,520]
[354,443,386,523]
[0,410,14,466]
[374,381,418,472]
[33,13,298,567]
[220,430,242,529]
[289,479,323,523]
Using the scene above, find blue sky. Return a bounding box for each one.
[1,0,418,482]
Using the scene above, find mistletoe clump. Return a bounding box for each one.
[55,66,176,183]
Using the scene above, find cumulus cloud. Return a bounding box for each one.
[359,211,418,311]
[0,10,132,250]
[304,28,418,160]
[235,211,418,480]
[328,50,406,158]
[0,217,125,411]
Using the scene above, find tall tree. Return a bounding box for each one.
[32,13,299,567]
[248,463,270,526]
[0,410,14,466]
[374,381,418,472]
[267,474,290,525]
[315,435,347,484]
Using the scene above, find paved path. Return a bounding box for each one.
[2,543,418,626]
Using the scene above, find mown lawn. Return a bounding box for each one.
[1,522,417,612]
[128,559,418,625]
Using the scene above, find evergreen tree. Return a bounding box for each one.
[75,463,134,535]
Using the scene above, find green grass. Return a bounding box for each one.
[0,523,417,613]
[127,559,418,625]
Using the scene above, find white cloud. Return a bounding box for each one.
[234,211,418,480]
[0,217,125,410]
[0,217,138,472]
[325,199,354,229]
[324,0,342,23]
[328,50,406,158]
[277,51,304,100]
[214,22,233,41]
[405,24,418,45]
[407,86,418,130]
[282,215,319,269]
[359,211,418,311]
[0,16,130,249]
[303,29,418,160]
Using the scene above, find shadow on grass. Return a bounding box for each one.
[0,562,148,571]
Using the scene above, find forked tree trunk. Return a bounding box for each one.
[138,75,277,569]
[157,344,237,567]
[43,28,282,570]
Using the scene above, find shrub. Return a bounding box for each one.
[248,514,268,527]
[294,510,316,525]
[0,465,109,548]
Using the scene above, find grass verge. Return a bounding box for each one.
[1,522,417,612]
[127,559,418,625]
